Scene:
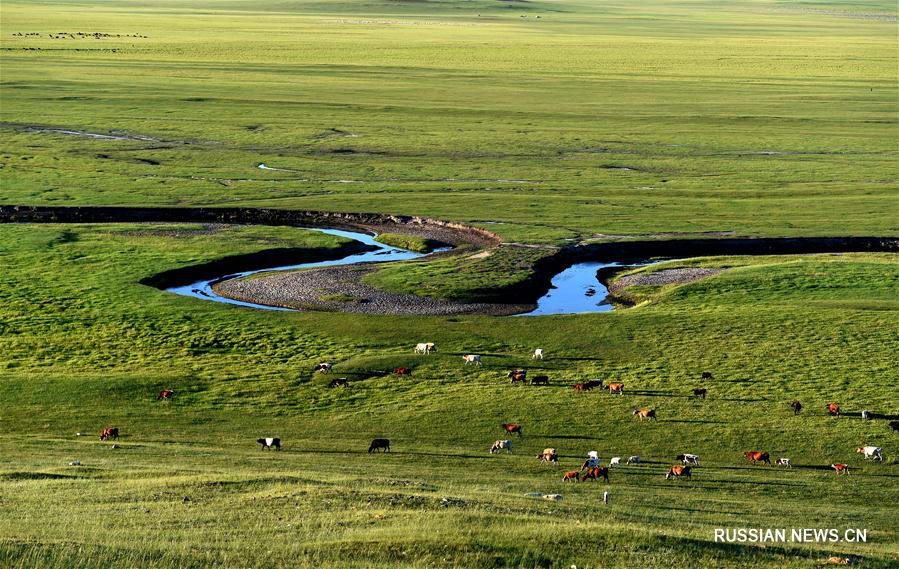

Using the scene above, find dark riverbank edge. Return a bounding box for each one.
[3,205,898,313]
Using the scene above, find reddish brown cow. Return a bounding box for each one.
[100,427,119,441]
[562,471,580,482]
[744,451,771,465]
[508,370,527,384]
[831,463,849,475]
[666,465,692,480]
[393,367,411,376]
[632,408,657,421]
[501,423,523,437]
[582,466,609,482]
[826,403,841,416]
[574,383,589,392]
[157,389,175,401]
[607,383,624,395]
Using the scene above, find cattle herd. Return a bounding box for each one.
[89,344,890,487]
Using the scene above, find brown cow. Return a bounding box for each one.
[666,465,692,480]
[508,370,527,384]
[100,427,119,441]
[791,400,802,415]
[368,439,390,453]
[393,367,411,376]
[574,383,590,392]
[692,388,707,399]
[562,471,580,482]
[826,403,841,417]
[530,375,549,386]
[831,463,849,475]
[582,466,609,482]
[501,423,523,437]
[633,408,657,421]
[744,451,771,465]
[607,383,624,395]
[156,389,175,401]
[537,448,558,463]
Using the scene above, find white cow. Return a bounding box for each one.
[490,440,512,454]
[678,453,700,466]
[609,457,622,466]
[627,456,640,465]
[775,458,792,468]
[532,348,544,360]
[414,343,435,355]
[463,354,481,366]
[861,410,871,420]
[315,362,333,373]
[856,446,884,461]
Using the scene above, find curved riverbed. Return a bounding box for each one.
[167,228,432,312]
[167,227,637,316]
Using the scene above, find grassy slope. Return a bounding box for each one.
[1,225,897,568]
[1,0,897,242]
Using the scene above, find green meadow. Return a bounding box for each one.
[1,0,898,568]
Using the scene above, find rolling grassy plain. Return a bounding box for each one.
[1,0,898,567]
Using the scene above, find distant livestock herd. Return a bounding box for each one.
[90,344,892,484]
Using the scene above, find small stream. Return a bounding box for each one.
[166,228,428,311]
[166,227,648,316]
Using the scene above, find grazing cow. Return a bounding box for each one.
[157,389,175,401]
[368,438,390,453]
[490,439,512,454]
[585,379,603,390]
[328,377,349,388]
[665,465,692,480]
[609,457,622,466]
[533,348,544,360]
[791,400,802,415]
[562,471,580,482]
[530,375,549,386]
[501,423,523,437]
[508,369,527,384]
[775,458,792,468]
[574,382,592,392]
[583,466,609,482]
[257,437,281,451]
[861,410,871,420]
[607,383,624,395]
[537,448,558,463]
[856,446,883,461]
[414,343,435,355]
[99,427,119,441]
[676,453,700,466]
[393,367,412,376]
[826,403,841,416]
[581,451,600,470]
[701,372,713,380]
[627,455,640,465]
[889,421,899,432]
[463,354,482,366]
[632,408,657,421]
[315,362,333,373]
[692,388,707,399]
[744,451,771,465]
[831,463,849,475]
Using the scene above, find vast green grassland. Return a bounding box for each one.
[1,0,898,567]
[1,0,897,241]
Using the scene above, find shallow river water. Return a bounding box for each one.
[167,227,641,316]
